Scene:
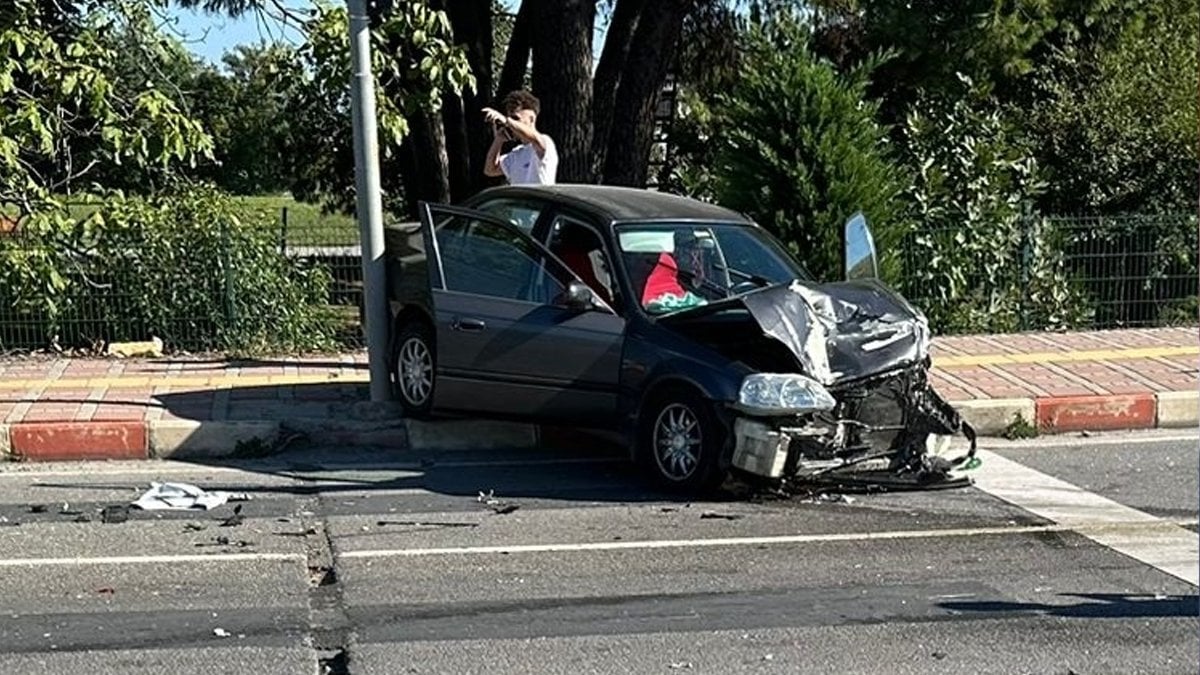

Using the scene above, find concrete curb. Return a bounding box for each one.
[150,420,282,459]
[953,398,1036,437]
[0,390,1196,462]
[1155,390,1200,429]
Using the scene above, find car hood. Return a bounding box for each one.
[658,279,931,386]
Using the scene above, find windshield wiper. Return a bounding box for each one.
[716,264,773,289]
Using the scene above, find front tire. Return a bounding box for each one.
[638,386,726,495]
[392,321,435,419]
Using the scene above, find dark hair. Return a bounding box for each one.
[501,89,540,116]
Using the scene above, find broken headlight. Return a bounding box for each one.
[737,373,837,416]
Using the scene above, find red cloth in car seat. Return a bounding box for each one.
[559,249,610,304]
[641,252,685,305]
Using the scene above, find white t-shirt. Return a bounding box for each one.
[500,135,558,185]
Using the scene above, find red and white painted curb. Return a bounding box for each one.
[0,391,1195,462]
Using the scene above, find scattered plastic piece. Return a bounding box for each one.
[700,511,743,520]
[132,483,250,511]
[213,628,231,638]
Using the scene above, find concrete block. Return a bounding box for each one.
[952,398,1036,437]
[1156,390,1200,429]
[1036,394,1156,433]
[406,419,537,451]
[149,420,280,459]
[10,421,147,461]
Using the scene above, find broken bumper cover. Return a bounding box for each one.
[729,367,978,481]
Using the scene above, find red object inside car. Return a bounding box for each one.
[641,252,685,305]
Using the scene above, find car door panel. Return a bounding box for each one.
[417,202,625,424]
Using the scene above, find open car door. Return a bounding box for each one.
[414,202,626,426]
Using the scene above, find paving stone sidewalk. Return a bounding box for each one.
[0,327,1195,437]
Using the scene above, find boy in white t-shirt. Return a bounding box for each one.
[483,90,558,185]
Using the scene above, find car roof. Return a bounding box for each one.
[470,184,753,224]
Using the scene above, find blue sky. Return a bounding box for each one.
[169,0,533,65]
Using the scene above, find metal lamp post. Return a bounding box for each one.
[347,0,391,402]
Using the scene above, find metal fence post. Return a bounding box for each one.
[221,219,236,327]
[280,206,288,256]
[1018,210,1034,332]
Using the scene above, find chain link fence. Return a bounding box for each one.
[1,205,1194,354]
[896,213,1199,334]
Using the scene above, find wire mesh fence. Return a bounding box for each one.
[0,205,1194,354]
[896,213,1199,334]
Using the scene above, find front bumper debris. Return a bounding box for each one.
[730,373,979,487]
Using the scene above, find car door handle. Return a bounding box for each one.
[451,317,487,332]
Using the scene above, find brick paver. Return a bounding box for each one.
[0,328,1193,424]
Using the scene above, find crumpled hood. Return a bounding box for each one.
[661,279,931,386]
[740,280,931,385]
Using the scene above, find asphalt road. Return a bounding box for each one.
[0,430,1195,674]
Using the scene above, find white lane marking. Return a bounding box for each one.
[971,449,1199,586]
[0,552,304,567]
[337,520,1196,560]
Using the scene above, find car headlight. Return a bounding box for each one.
[737,373,837,415]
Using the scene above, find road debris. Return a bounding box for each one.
[132,482,250,511]
[219,505,245,527]
[184,523,206,532]
[100,505,129,524]
[96,587,115,595]
[195,535,255,549]
[213,628,231,638]
[28,505,48,514]
[669,662,694,670]
[478,490,520,515]
[700,511,743,521]
[932,651,948,660]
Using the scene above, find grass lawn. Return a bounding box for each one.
[53,194,360,247]
[231,195,359,247]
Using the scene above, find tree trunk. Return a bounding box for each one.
[591,0,646,179]
[602,0,690,187]
[531,0,596,183]
[496,0,536,102]
[399,108,452,213]
[443,0,493,198]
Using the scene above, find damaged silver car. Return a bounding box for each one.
[385,185,977,494]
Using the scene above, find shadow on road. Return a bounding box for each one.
[940,593,1200,619]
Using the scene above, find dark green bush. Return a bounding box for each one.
[705,11,907,283]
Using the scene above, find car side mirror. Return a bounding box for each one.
[562,280,596,311]
[843,212,879,280]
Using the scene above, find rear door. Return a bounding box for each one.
[418,202,626,424]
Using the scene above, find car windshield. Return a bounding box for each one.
[615,222,805,315]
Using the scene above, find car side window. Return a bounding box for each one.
[434,215,568,304]
[547,217,618,309]
[473,198,543,233]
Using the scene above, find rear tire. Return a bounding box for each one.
[392,321,435,419]
[637,386,726,495]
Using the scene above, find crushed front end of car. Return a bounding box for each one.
[662,279,978,487]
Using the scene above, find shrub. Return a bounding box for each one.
[706,11,907,283]
[0,185,340,354]
[895,81,1092,333]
